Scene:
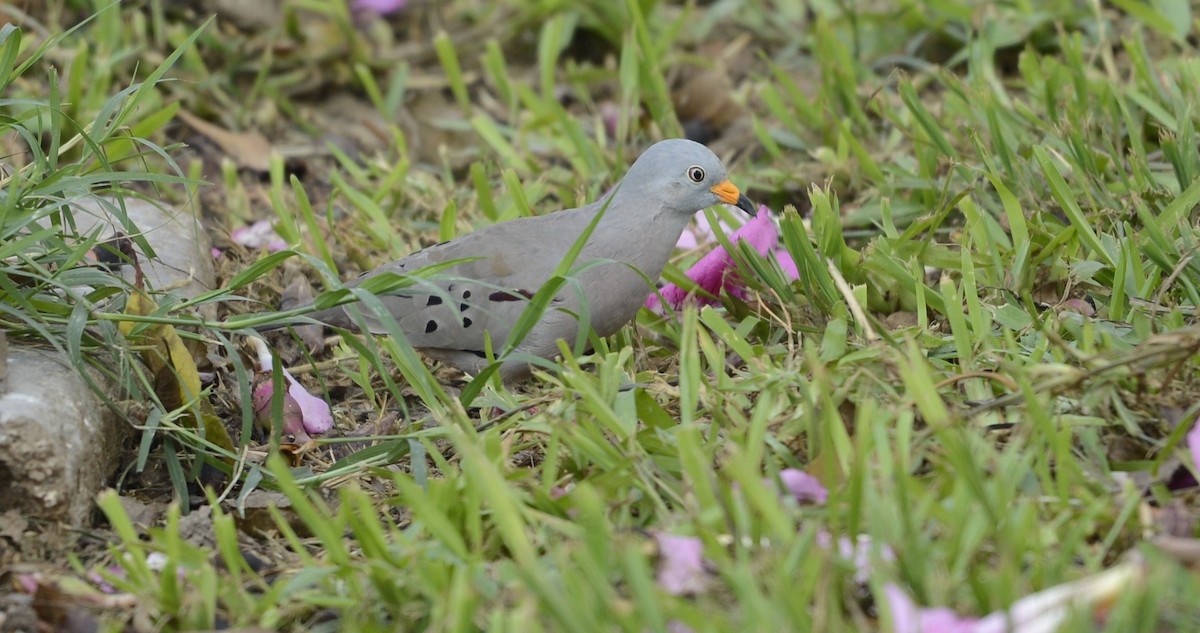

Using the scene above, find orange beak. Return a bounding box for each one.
[710,180,757,215]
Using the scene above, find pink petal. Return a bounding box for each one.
[885,584,982,633]
[816,531,895,585]
[231,220,287,252]
[1187,419,1200,471]
[778,468,828,504]
[648,206,778,312]
[253,379,313,443]
[676,211,734,250]
[676,228,700,251]
[87,567,124,594]
[211,247,224,259]
[598,101,620,140]
[654,533,707,595]
[352,0,407,15]
[774,249,799,280]
[284,370,334,435]
[15,573,38,593]
[1057,298,1095,317]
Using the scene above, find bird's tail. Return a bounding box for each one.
[248,306,355,333]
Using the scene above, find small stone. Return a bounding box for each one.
[0,347,127,527]
[884,312,919,330]
[68,196,217,318]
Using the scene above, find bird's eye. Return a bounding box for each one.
[687,165,705,183]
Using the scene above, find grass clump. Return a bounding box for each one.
[4,1,1200,632]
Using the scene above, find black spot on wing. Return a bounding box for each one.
[425,320,438,333]
[488,289,535,302]
[462,290,472,299]
[460,303,469,312]
[426,295,442,306]
[463,317,473,328]
[468,350,487,358]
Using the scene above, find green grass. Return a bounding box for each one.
[5,0,1200,631]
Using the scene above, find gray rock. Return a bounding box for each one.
[0,196,214,529]
[0,347,125,526]
[68,196,216,315]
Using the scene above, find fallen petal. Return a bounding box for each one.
[648,206,778,312]
[1188,419,1200,473]
[884,557,1143,633]
[676,210,733,250]
[253,381,309,440]
[284,370,334,435]
[253,376,313,444]
[816,531,895,584]
[885,584,982,633]
[352,0,408,15]
[774,249,800,280]
[777,468,828,504]
[655,533,707,595]
[231,220,288,252]
[249,338,330,437]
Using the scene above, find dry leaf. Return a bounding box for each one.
[202,0,286,31]
[177,110,274,172]
[120,290,235,454]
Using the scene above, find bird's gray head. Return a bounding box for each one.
[616,139,756,218]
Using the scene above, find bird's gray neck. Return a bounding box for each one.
[583,187,692,279]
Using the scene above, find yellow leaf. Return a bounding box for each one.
[121,290,235,454]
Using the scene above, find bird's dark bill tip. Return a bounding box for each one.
[735,193,757,216]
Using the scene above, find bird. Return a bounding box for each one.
[260,138,756,381]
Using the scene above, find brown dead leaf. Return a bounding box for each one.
[235,491,306,539]
[672,66,745,135]
[177,110,274,172]
[120,290,236,455]
[1152,535,1200,568]
[1151,500,1195,538]
[17,572,117,633]
[884,312,920,330]
[202,0,286,31]
[0,509,27,543]
[313,93,400,161]
[408,89,476,170]
[178,505,216,549]
[670,38,753,146]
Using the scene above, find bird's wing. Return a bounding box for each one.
[346,208,593,352]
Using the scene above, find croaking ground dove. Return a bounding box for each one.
[259,139,755,380]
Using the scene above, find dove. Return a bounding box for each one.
[261,138,755,380]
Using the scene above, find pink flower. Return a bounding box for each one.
[777,468,828,504]
[886,584,985,633]
[883,558,1143,633]
[676,210,736,250]
[252,377,312,444]
[231,220,288,252]
[351,0,407,15]
[282,371,334,434]
[250,339,333,439]
[648,205,799,312]
[776,249,799,279]
[817,532,895,585]
[654,533,707,595]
